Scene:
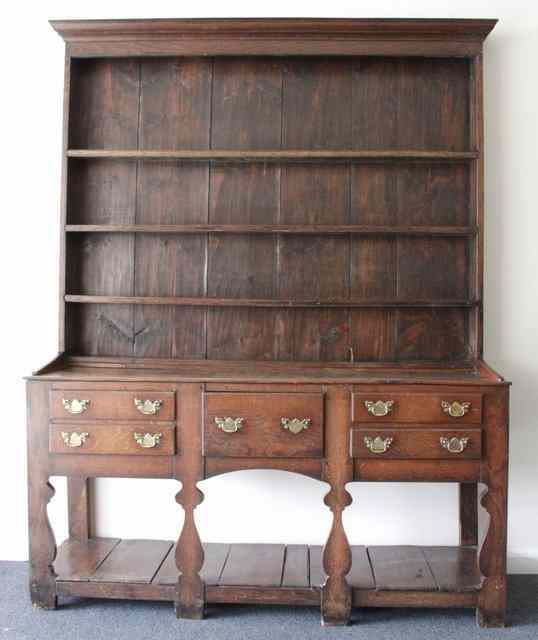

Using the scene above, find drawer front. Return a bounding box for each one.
[49,422,176,456]
[50,390,176,421]
[352,392,482,424]
[351,427,481,460]
[204,393,324,458]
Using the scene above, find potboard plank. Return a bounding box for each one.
[281,545,309,588]
[368,546,437,591]
[54,538,120,581]
[422,546,481,592]
[90,539,173,584]
[153,543,230,586]
[309,545,375,589]
[219,544,285,587]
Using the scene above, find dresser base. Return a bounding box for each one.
[53,538,481,610]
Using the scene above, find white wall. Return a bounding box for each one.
[1,1,537,572]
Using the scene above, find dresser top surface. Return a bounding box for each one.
[30,356,506,386]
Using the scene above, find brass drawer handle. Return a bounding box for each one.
[365,400,395,417]
[62,399,90,415]
[133,432,162,448]
[61,431,89,448]
[281,417,311,434]
[134,398,163,415]
[364,435,394,454]
[441,401,471,418]
[440,436,470,454]
[215,417,244,434]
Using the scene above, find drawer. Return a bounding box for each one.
[50,390,175,421]
[204,393,324,458]
[351,427,481,460]
[352,392,482,424]
[49,422,176,456]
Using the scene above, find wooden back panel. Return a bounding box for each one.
[63,51,480,363]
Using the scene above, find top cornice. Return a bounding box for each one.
[50,18,498,43]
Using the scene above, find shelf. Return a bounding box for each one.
[65,224,477,236]
[65,295,478,308]
[67,149,478,162]
[53,538,481,606]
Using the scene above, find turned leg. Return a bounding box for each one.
[321,387,353,626]
[67,477,91,541]
[27,382,57,609]
[459,483,478,546]
[477,388,509,627]
[174,384,205,619]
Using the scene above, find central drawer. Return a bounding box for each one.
[203,393,324,458]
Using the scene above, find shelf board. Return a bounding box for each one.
[65,295,478,308]
[65,224,477,236]
[54,538,481,606]
[67,149,478,162]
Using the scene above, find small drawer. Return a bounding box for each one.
[204,393,324,458]
[352,393,482,424]
[50,390,175,421]
[351,427,481,460]
[49,422,176,456]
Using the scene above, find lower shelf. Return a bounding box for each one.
[54,539,481,608]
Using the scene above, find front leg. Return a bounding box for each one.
[477,388,509,627]
[27,382,57,609]
[321,387,353,626]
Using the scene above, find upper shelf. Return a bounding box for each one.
[66,149,479,162]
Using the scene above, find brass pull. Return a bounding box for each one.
[134,398,163,415]
[364,435,394,454]
[441,401,471,418]
[365,400,395,417]
[62,399,90,415]
[440,436,470,454]
[133,432,162,449]
[61,431,89,448]
[281,417,311,434]
[215,417,244,434]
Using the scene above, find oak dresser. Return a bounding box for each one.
[26,18,509,628]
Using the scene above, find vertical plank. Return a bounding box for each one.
[67,60,140,357]
[397,237,468,300]
[283,59,352,149]
[349,310,396,361]
[67,477,91,541]
[218,544,285,587]
[396,308,467,361]
[459,483,479,547]
[134,59,212,358]
[368,546,437,591]
[208,59,282,360]
[353,58,469,150]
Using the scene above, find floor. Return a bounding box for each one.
[2,562,537,640]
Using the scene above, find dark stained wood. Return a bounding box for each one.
[54,537,119,580]
[219,544,286,587]
[154,543,230,586]
[67,477,91,540]
[459,483,479,546]
[351,428,482,460]
[422,546,481,592]
[204,392,324,458]
[368,546,437,591]
[91,539,172,583]
[352,391,482,423]
[65,224,477,236]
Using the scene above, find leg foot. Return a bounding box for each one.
[30,582,57,610]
